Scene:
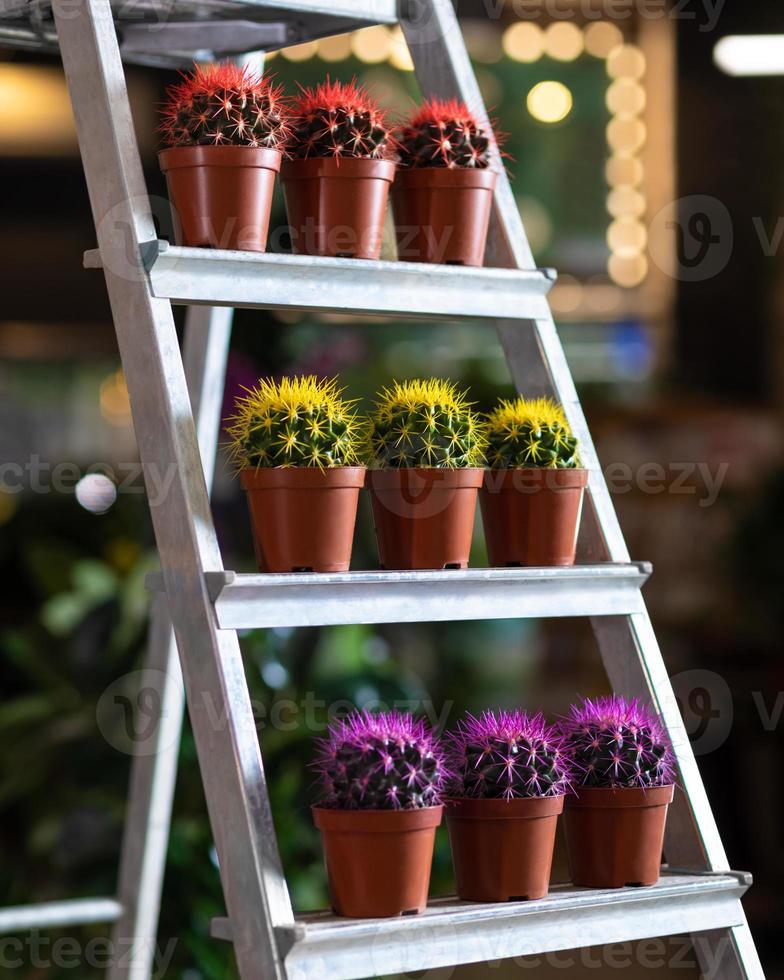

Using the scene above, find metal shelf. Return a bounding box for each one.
[0,0,396,67]
[146,563,651,629]
[84,242,555,321]
[211,872,751,980]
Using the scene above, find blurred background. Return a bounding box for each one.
[1,0,783,977]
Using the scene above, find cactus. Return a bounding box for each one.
[226,375,362,469]
[448,709,572,800]
[159,62,290,149]
[289,78,394,160]
[561,696,675,790]
[315,710,448,810]
[485,396,579,469]
[397,98,492,170]
[366,379,486,469]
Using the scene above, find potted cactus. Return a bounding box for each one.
[393,98,498,266]
[312,710,447,918]
[445,710,571,903]
[480,396,587,567]
[561,696,676,889]
[364,379,486,570]
[281,78,396,260]
[158,63,290,251]
[226,376,365,573]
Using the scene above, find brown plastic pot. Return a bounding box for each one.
[240,467,365,573]
[392,167,497,266]
[480,468,588,567]
[366,468,484,570]
[563,785,675,888]
[280,157,396,259]
[159,145,281,251]
[446,795,564,902]
[313,805,443,918]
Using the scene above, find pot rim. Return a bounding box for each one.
[482,467,589,491]
[565,784,675,810]
[281,156,396,182]
[444,794,564,820]
[312,804,444,833]
[241,465,367,491]
[159,144,283,171]
[366,467,485,491]
[393,167,498,191]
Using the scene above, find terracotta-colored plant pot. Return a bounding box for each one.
[392,167,497,266]
[240,467,365,573]
[446,795,564,902]
[159,145,281,251]
[563,785,675,888]
[366,468,484,570]
[480,468,588,567]
[313,805,443,918]
[280,157,396,259]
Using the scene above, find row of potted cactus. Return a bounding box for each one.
[313,697,676,918]
[159,65,497,265]
[226,376,588,572]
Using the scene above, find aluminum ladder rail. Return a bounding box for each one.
[42,0,765,977]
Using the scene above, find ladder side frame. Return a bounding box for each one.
[108,305,234,980]
[400,3,762,977]
[51,3,293,978]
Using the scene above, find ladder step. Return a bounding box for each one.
[83,243,555,322]
[146,563,651,629]
[0,1,396,66]
[0,898,123,935]
[211,872,750,980]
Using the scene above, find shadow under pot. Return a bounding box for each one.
[446,795,564,903]
[563,785,675,889]
[366,468,484,570]
[480,468,588,567]
[240,466,365,573]
[392,168,497,266]
[313,805,443,918]
[159,145,282,251]
[280,157,396,260]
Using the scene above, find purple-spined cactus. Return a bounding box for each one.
[561,695,675,789]
[315,710,447,810]
[448,709,572,800]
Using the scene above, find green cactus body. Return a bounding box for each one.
[366,379,486,469]
[226,376,362,469]
[486,396,579,469]
[159,63,290,149]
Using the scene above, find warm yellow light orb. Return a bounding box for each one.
[526,81,573,124]
[607,44,646,80]
[606,154,644,187]
[544,22,584,62]
[585,21,624,58]
[606,78,647,115]
[608,252,648,287]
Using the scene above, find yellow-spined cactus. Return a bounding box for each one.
[366,378,486,468]
[485,396,579,469]
[226,375,362,469]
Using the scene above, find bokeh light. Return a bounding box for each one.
[75,474,117,514]
[584,21,624,58]
[502,23,545,63]
[544,22,584,62]
[526,81,573,124]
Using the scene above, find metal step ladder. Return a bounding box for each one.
[1,0,764,978]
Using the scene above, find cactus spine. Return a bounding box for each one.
[159,63,290,149]
[366,379,486,469]
[289,78,394,160]
[561,696,675,789]
[485,396,579,469]
[315,711,448,810]
[226,375,362,469]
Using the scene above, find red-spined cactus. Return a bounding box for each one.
[159,63,290,149]
[397,98,492,169]
[289,78,394,160]
[448,709,572,800]
[315,710,448,810]
[561,696,675,789]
